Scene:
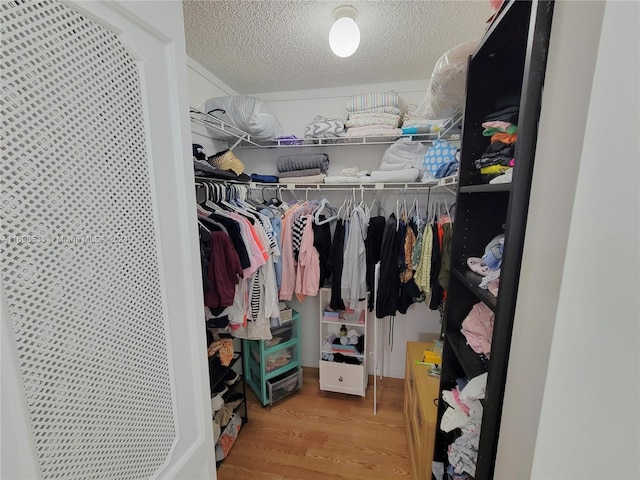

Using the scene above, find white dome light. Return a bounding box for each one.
[329,6,360,58]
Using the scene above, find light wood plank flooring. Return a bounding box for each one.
[217,367,411,480]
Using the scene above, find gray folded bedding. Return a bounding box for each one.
[276,153,329,174]
[278,168,322,178]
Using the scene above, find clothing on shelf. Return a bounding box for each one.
[344,90,403,139]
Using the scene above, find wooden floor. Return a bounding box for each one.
[216,368,411,480]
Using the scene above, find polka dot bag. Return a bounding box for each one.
[422,139,459,177]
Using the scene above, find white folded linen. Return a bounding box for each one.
[370,169,420,183]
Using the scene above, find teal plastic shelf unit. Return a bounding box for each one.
[243,312,302,406]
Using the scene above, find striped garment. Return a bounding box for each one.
[292,215,308,262]
[346,90,399,112]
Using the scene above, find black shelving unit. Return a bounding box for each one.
[434,1,554,479]
[207,334,248,464]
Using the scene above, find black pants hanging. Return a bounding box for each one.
[328,220,346,311]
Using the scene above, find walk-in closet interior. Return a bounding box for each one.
[1,0,637,479]
[183,0,640,479]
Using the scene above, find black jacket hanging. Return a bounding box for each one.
[327,219,346,311]
[365,216,386,311]
[429,218,443,311]
[376,214,401,319]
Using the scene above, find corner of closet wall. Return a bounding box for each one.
[239,80,431,177]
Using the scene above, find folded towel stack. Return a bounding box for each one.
[324,166,371,184]
[344,91,403,139]
[277,153,330,183]
[401,104,448,135]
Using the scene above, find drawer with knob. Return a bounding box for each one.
[319,359,366,396]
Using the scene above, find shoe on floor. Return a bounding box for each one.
[213,419,221,444]
[211,393,224,413]
[223,369,240,386]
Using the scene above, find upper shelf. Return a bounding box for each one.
[189,107,462,149]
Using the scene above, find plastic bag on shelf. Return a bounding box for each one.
[422,40,480,119]
[203,95,284,142]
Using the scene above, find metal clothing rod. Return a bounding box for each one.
[246,180,458,193]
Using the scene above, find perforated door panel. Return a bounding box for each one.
[1,1,176,478]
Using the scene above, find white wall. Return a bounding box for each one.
[530,1,639,477]
[248,80,429,138]
[494,1,606,477]
[186,56,237,109]
[496,1,640,478]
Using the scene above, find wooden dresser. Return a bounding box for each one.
[404,341,440,480]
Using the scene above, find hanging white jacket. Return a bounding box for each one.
[341,206,369,306]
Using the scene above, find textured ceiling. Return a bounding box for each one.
[183,0,494,95]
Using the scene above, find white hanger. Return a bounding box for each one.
[315,198,338,225]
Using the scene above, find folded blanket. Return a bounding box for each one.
[278,173,327,184]
[379,138,429,173]
[305,116,345,139]
[349,106,403,116]
[341,166,369,177]
[324,175,374,184]
[347,90,399,112]
[277,153,329,173]
[402,125,441,135]
[278,168,322,178]
[250,174,279,183]
[370,169,420,183]
[345,112,401,128]
[378,162,414,171]
[344,125,403,138]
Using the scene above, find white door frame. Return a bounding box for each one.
[1,1,216,478]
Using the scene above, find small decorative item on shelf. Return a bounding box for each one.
[339,324,347,336]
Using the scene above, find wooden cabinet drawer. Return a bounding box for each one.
[319,360,365,396]
[404,341,440,480]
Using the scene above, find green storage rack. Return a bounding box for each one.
[243,311,303,406]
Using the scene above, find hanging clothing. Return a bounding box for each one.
[278,206,299,301]
[295,214,320,301]
[376,214,401,318]
[328,220,346,311]
[414,222,434,295]
[365,216,386,311]
[429,218,443,311]
[312,218,332,289]
[341,205,368,306]
[439,221,454,291]
[204,231,243,308]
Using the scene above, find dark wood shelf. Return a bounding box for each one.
[472,0,517,59]
[459,183,512,193]
[209,351,242,392]
[452,267,498,312]
[436,2,555,478]
[446,333,488,380]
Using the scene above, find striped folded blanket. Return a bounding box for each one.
[277,153,330,174]
[346,90,399,112]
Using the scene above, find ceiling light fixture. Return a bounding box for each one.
[329,5,360,58]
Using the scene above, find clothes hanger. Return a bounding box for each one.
[314,198,338,225]
[337,195,349,220]
[357,185,365,210]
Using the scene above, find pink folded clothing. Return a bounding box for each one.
[461,302,495,357]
